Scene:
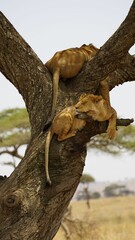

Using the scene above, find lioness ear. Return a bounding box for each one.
[81,44,87,47]
[98,95,103,100]
[94,95,103,103]
[79,93,87,101]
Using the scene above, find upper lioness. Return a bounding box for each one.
[44,44,98,129]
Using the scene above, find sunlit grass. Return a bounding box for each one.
[54,196,135,240]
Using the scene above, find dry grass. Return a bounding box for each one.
[54,195,135,240]
[91,196,135,240]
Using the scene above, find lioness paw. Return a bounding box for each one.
[107,128,116,140]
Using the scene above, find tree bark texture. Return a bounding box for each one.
[0,2,135,239]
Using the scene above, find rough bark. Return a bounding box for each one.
[0,2,135,240]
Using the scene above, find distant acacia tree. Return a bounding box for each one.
[104,183,135,197]
[88,124,135,154]
[77,174,95,208]
[104,184,126,197]
[0,108,30,167]
[80,174,95,184]
[0,3,135,239]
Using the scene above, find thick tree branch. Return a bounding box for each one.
[107,54,135,90]
[0,11,51,137]
[68,2,135,95]
[86,1,135,81]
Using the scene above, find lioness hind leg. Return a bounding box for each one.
[58,130,77,141]
[107,108,117,140]
[58,119,86,141]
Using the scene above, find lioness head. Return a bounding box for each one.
[75,94,105,120]
[80,44,98,54]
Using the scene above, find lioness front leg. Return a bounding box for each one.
[107,108,117,140]
[99,78,110,104]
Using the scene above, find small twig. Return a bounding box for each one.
[116,118,134,126]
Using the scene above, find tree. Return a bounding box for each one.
[77,174,95,208]
[104,184,124,197]
[0,108,30,167]
[80,174,95,184]
[0,2,135,239]
[103,183,134,198]
[88,125,135,154]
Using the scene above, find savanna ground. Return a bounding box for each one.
[54,195,135,240]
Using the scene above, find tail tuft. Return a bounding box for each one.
[46,179,52,187]
[43,120,52,132]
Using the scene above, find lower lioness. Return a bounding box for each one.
[45,94,117,185]
[45,106,86,185]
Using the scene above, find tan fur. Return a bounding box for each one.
[75,94,117,140]
[98,78,111,105]
[45,105,86,185]
[44,44,98,128]
[45,93,117,185]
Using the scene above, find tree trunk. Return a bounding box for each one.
[0,2,135,239]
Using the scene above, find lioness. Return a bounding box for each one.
[45,93,117,185]
[45,105,86,185]
[44,44,98,129]
[75,93,117,140]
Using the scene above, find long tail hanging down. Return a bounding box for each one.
[43,69,60,131]
[50,68,60,121]
[45,130,53,185]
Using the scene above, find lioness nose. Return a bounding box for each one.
[75,108,79,114]
[76,112,88,120]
